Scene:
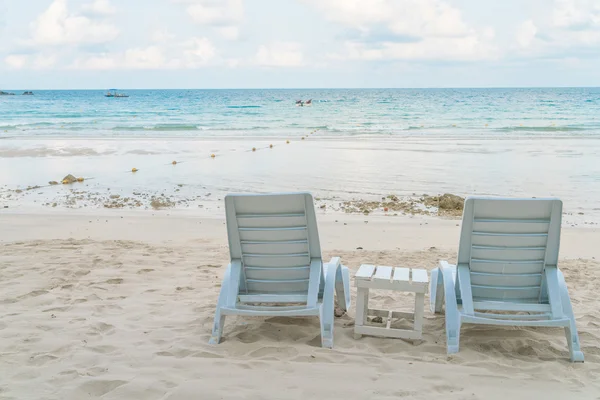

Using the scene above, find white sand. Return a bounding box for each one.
[0,211,599,399]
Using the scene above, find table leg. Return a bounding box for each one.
[354,287,369,339]
[414,292,425,338]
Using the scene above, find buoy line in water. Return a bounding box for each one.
[0,129,322,195]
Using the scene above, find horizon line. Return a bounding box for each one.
[2,86,600,91]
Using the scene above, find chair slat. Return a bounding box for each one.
[238,227,307,242]
[243,253,311,268]
[237,215,307,228]
[470,272,542,287]
[471,232,547,247]
[241,240,308,255]
[245,266,310,280]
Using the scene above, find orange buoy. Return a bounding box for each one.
[77,177,84,182]
[172,161,177,165]
[269,144,273,148]
[132,168,138,172]
[210,154,216,158]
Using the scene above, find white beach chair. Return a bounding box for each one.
[430,197,584,362]
[209,192,351,348]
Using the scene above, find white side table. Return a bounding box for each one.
[354,264,428,340]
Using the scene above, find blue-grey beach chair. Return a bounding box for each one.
[430,197,584,362]
[209,193,351,348]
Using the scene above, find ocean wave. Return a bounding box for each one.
[494,125,588,132]
[226,105,261,109]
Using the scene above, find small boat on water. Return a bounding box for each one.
[295,99,312,107]
[22,91,33,95]
[105,89,129,98]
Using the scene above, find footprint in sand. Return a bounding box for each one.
[89,322,115,334]
[155,349,194,358]
[106,278,123,284]
[19,289,48,299]
[247,346,299,358]
[27,354,58,366]
[72,379,127,397]
[234,331,261,344]
[87,345,118,354]
[191,351,224,359]
[137,268,155,274]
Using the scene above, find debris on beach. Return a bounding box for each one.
[335,193,465,217]
[61,174,77,184]
[422,193,464,216]
[150,196,175,210]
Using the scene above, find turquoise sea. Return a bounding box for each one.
[1,88,600,224]
[2,88,600,138]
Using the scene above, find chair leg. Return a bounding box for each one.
[446,319,461,354]
[209,311,226,345]
[209,266,231,345]
[438,265,461,355]
[558,270,584,362]
[320,306,334,349]
[321,259,340,348]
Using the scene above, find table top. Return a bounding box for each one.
[355,264,428,289]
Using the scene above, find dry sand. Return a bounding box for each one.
[0,211,599,399]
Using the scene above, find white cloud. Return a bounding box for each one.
[71,53,117,70]
[70,37,216,70]
[513,0,600,57]
[82,0,116,16]
[123,46,166,69]
[217,26,240,41]
[335,36,497,62]
[152,29,176,44]
[181,37,217,67]
[553,0,600,29]
[30,0,118,46]
[305,0,471,38]
[33,54,58,69]
[255,42,304,67]
[304,0,496,62]
[174,0,244,41]
[4,54,28,69]
[184,0,243,26]
[516,20,537,48]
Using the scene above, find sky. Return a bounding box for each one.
[1,0,600,89]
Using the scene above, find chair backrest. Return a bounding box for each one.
[457,197,562,305]
[224,192,322,298]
